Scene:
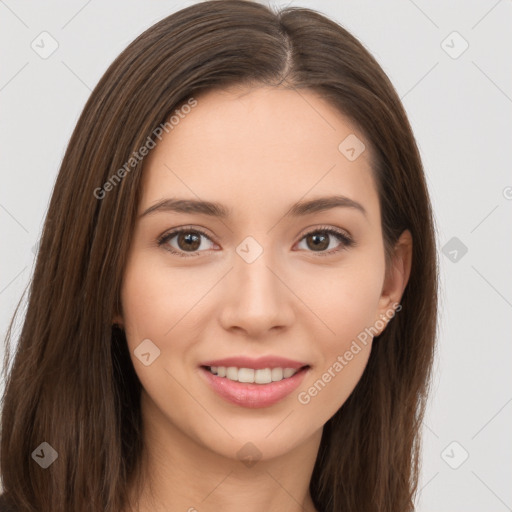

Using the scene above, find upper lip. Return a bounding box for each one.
[200,356,309,370]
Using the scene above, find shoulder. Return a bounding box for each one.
[0,494,18,512]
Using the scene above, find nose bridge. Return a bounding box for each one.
[219,235,294,334]
[234,238,282,307]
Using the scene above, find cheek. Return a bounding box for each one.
[119,255,204,418]
[295,256,384,414]
[297,282,377,420]
[120,267,166,344]
[305,258,385,345]
[120,252,207,345]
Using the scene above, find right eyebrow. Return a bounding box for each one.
[138,194,367,219]
[139,198,230,219]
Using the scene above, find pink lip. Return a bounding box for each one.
[199,365,311,409]
[200,356,308,370]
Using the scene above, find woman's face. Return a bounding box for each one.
[118,86,409,461]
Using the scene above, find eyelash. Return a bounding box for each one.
[157,225,355,258]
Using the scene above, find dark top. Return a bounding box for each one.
[0,494,17,512]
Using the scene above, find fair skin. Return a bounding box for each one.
[116,85,412,512]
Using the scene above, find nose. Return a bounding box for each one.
[218,247,295,339]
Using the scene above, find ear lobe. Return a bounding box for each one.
[376,229,413,330]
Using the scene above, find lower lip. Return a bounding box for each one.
[199,366,310,408]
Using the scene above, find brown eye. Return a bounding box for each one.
[296,227,354,256]
[176,232,201,251]
[158,228,215,257]
[304,232,330,251]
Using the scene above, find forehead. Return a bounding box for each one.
[140,86,379,223]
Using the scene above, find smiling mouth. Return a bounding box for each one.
[201,365,310,384]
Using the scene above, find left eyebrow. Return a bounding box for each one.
[139,198,230,219]
[286,195,367,218]
[138,194,367,219]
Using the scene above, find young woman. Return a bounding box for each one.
[0,1,438,511]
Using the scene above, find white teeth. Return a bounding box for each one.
[207,366,300,384]
[226,367,238,380]
[255,368,272,384]
[283,368,296,378]
[238,368,254,383]
[271,368,283,381]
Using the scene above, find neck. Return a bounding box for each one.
[125,390,321,512]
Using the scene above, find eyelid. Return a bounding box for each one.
[157,224,354,257]
[296,224,352,242]
[294,224,355,257]
[156,225,216,257]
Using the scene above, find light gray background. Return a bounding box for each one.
[1,1,511,510]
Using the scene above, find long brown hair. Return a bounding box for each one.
[1,1,438,511]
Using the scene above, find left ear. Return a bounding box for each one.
[375,229,413,333]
